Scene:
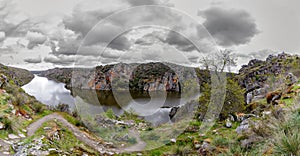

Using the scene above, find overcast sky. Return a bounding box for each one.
[0,0,299,71]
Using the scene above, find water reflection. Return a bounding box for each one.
[22,75,75,108]
[23,75,199,126]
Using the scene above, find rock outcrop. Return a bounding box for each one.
[236,52,300,103]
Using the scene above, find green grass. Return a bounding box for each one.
[59,112,84,127]
[281,98,295,106]
[103,108,116,120]
[22,120,98,155]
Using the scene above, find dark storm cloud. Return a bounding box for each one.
[108,36,131,50]
[165,31,196,51]
[135,30,196,52]
[63,9,111,37]
[60,0,177,54]
[24,56,42,63]
[198,7,259,47]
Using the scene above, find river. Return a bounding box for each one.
[22,75,199,126]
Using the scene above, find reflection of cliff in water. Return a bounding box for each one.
[71,89,182,108]
[71,88,199,126]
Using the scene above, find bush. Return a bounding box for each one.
[104,108,116,120]
[11,93,26,106]
[150,150,162,156]
[56,104,70,113]
[0,117,12,132]
[32,102,44,113]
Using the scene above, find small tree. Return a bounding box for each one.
[200,49,237,73]
[197,50,242,121]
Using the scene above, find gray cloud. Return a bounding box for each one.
[101,49,124,59]
[135,30,197,52]
[24,56,42,63]
[127,0,162,6]
[0,31,5,42]
[50,0,179,65]
[26,31,47,49]
[53,38,79,56]
[0,0,29,37]
[165,31,196,51]
[135,31,165,46]
[108,36,131,51]
[198,7,259,47]
[236,49,276,60]
[44,54,75,65]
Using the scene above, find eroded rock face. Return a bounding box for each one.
[237,53,300,104]
[41,62,200,92]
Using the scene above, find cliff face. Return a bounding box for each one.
[236,52,300,103]
[40,62,203,92]
[0,64,34,86]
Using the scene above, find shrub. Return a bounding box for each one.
[12,93,26,106]
[150,150,162,156]
[32,102,44,113]
[104,108,116,120]
[0,117,12,132]
[56,104,70,113]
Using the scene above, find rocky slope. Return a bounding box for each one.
[236,52,300,104]
[1,53,300,155]
[0,65,46,155]
[0,64,34,86]
[0,64,112,155]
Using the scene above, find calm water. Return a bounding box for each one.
[22,75,75,108]
[23,75,199,125]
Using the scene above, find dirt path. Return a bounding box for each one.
[26,113,146,154]
[118,129,146,152]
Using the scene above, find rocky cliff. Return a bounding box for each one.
[236,52,300,104]
[40,62,204,92]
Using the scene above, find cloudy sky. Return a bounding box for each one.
[0,0,299,71]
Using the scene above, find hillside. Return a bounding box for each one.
[0,64,114,155]
[0,64,34,87]
[2,53,300,155]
